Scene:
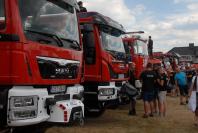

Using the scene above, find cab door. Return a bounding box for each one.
[0,0,12,84]
[81,24,101,81]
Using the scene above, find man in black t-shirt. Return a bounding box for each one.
[140,63,156,118]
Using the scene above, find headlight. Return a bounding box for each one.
[99,88,114,96]
[13,110,37,120]
[11,97,35,108]
[9,96,38,121]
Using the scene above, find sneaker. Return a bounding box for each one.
[194,123,198,127]
[129,111,136,116]
[128,111,132,115]
[142,114,148,118]
[132,109,136,115]
[159,113,163,117]
[149,113,154,117]
[180,102,185,105]
[153,111,158,115]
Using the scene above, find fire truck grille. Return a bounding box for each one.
[36,56,80,79]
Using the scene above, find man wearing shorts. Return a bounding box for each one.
[140,63,156,118]
[175,67,188,105]
[157,67,168,117]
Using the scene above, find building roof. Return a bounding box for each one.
[168,45,198,56]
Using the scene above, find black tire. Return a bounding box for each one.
[79,118,85,126]
[0,87,10,127]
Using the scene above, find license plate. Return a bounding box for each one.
[50,85,66,94]
[118,74,124,79]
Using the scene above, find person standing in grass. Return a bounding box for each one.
[157,67,168,117]
[186,66,196,92]
[128,63,137,116]
[168,68,176,97]
[189,68,198,126]
[140,63,156,118]
[175,67,188,105]
[153,65,160,115]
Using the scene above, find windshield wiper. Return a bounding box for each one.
[105,49,118,53]
[61,38,81,50]
[25,29,81,50]
[25,29,64,47]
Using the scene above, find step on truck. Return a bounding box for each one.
[0,0,84,130]
[78,12,129,115]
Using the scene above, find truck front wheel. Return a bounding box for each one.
[0,86,10,127]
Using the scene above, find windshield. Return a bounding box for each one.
[100,31,125,53]
[133,40,148,56]
[18,0,79,44]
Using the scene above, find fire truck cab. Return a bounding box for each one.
[0,0,84,128]
[123,36,149,80]
[78,12,129,115]
[123,35,149,91]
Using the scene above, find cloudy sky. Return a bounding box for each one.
[81,0,198,52]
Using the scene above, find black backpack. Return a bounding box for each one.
[120,83,138,97]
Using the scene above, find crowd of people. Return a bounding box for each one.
[128,62,198,126]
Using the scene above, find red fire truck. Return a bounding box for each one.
[0,0,84,129]
[123,35,149,81]
[148,58,162,68]
[123,35,165,90]
[78,12,129,115]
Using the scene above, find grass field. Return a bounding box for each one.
[1,96,197,133]
[46,96,197,133]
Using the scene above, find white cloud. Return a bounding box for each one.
[130,1,198,52]
[167,12,198,26]
[174,0,197,4]
[81,0,136,29]
[80,0,198,52]
[187,3,198,10]
[132,4,146,15]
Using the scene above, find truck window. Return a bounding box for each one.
[18,0,80,50]
[82,31,96,64]
[136,40,148,56]
[0,0,5,29]
[100,31,125,53]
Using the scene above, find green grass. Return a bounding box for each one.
[46,96,198,133]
